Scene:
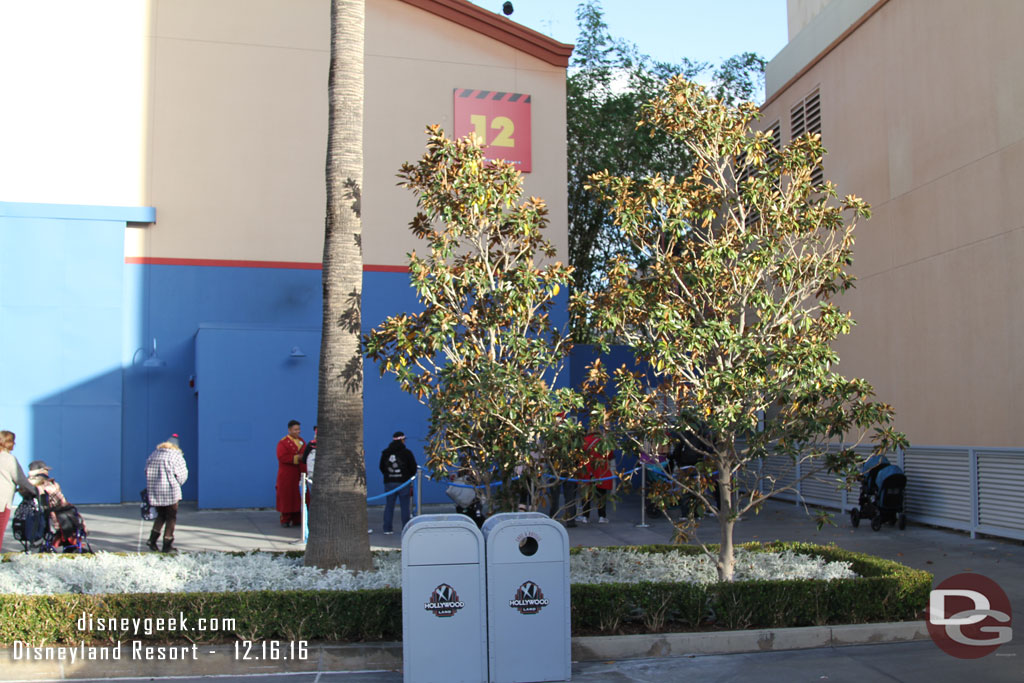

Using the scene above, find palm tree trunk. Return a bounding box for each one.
[305,0,372,571]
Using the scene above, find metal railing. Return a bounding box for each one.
[764,445,1024,542]
[298,445,1024,543]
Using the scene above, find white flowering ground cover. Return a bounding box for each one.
[0,548,855,596]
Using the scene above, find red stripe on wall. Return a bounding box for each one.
[125,256,409,273]
[363,264,411,273]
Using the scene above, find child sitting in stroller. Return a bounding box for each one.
[27,460,91,552]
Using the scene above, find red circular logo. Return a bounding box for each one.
[927,573,1012,659]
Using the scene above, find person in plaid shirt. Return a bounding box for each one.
[145,434,188,552]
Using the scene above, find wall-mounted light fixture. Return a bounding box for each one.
[289,346,307,358]
[132,338,166,368]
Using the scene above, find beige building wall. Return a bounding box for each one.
[144,0,569,266]
[0,0,569,267]
[364,0,569,266]
[761,0,1024,448]
[138,0,329,264]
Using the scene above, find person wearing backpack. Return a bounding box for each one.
[0,430,37,552]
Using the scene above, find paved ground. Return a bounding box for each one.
[2,493,1022,681]
[6,641,1021,683]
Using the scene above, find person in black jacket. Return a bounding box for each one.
[379,431,417,534]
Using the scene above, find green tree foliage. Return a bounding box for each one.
[579,78,908,581]
[364,127,586,511]
[568,1,765,322]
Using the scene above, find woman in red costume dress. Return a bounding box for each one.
[276,420,306,527]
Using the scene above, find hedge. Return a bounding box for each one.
[0,542,930,644]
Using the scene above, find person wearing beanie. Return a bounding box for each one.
[275,420,306,528]
[0,430,36,552]
[144,435,188,552]
[379,431,417,534]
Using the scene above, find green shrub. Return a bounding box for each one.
[570,542,931,633]
[0,543,930,643]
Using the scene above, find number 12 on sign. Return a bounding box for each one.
[453,89,532,172]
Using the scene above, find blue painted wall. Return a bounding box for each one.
[129,265,449,506]
[569,344,646,392]
[0,203,152,506]
[121,263,323,503]
[2,202,572,508]
[195,325,320,508]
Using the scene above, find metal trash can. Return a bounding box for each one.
[402,514,488,683]
[482,512,571,683]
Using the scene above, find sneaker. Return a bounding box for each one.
[575,516,589,524]
[598,517,609,524]
[383,530,394,535]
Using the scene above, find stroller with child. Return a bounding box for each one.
[11,460,92,553]
[849,454,907,532]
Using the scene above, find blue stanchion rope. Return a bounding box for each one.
[426,465,643,489]
[365,474,417,502]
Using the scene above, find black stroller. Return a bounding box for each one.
[849,454,907,531]
[11,491,92,553]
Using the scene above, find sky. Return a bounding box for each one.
[467,0,790,70]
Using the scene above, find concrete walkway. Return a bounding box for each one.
[2,495,1022,681]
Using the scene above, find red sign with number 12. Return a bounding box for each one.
[453,89,531,172]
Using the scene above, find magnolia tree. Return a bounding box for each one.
[364,127,587,511]
[580,78,908,581]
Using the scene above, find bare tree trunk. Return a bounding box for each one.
[716,460,736,582]
[305,0,372,571]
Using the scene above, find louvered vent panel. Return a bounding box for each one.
[800,465,845,508]
[805,91,821,135]
[903,448,971,524]
[977,451,1024,532]
[790,99,806,139]
[790,89,823,185]
[761,455,797,500]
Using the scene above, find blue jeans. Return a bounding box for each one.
[382,481,411,532]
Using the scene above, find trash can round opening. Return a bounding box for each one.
[518,536,539,556]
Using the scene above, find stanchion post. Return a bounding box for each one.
[300,473,309,543]
[635,463,650,528]
[416,468,423,517]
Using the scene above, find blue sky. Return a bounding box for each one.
[467,0,790,67]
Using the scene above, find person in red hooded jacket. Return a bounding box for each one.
[577,432,615,524]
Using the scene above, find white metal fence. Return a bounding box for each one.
[759,446,1024,542]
